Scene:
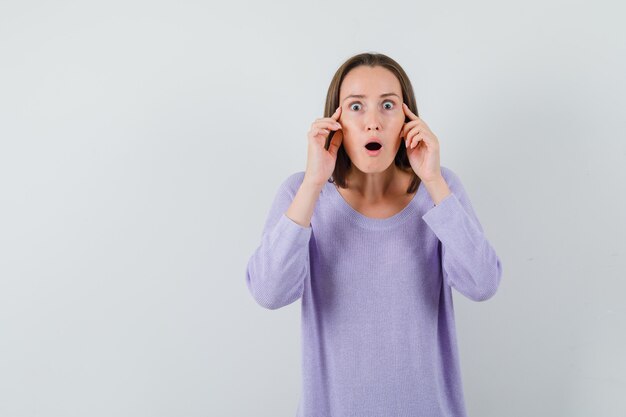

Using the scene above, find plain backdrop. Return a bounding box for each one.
[1,0,625,416]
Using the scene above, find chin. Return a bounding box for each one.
[351,158,395,173]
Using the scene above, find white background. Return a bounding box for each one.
[1,0,625,416]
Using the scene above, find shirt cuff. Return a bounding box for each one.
[269,213,313,249]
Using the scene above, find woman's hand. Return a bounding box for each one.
[401,102,443,183]
[303,106,343,187]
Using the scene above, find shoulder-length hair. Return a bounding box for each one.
[324,52,421,194]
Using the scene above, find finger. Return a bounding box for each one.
[331,105,342,121]
[314,120,342,131]
[330,106,343,129]
[401,120,421,140]
[406,135,421,150]
[328,128,343,157]
[403,125,421,144]
[406,135,417,149]
[406,128,425,148]
[315,106,342,122]
[318,106,342,126]
[313,127,332,138]
[411,135,424,149]
[402,102,419,121]
[410,132,430,149]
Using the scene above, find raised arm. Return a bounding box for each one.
[245,173,322,310]
[421,168,503,301]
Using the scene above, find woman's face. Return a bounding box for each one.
[338,65,405,173]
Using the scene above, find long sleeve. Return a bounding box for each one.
[421,169,503,302]
[245,173,313,310]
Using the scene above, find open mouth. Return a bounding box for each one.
[364,141,383,156]
[365,142,382,151]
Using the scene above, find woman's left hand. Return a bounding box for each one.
[401,102,443,183]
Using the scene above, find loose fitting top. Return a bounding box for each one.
[246,166,503,417]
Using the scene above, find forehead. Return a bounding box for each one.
[339,66,401,99]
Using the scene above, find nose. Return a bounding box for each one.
[365,112,381,131]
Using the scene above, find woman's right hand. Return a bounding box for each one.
[304,106,343,187]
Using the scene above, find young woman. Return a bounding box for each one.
[246,52,503,417]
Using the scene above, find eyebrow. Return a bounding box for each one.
[342,93,401,103]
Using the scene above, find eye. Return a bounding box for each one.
[349,102,362,111]
[383,100,395,110]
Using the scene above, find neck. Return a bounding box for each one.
[344,164,408,202]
